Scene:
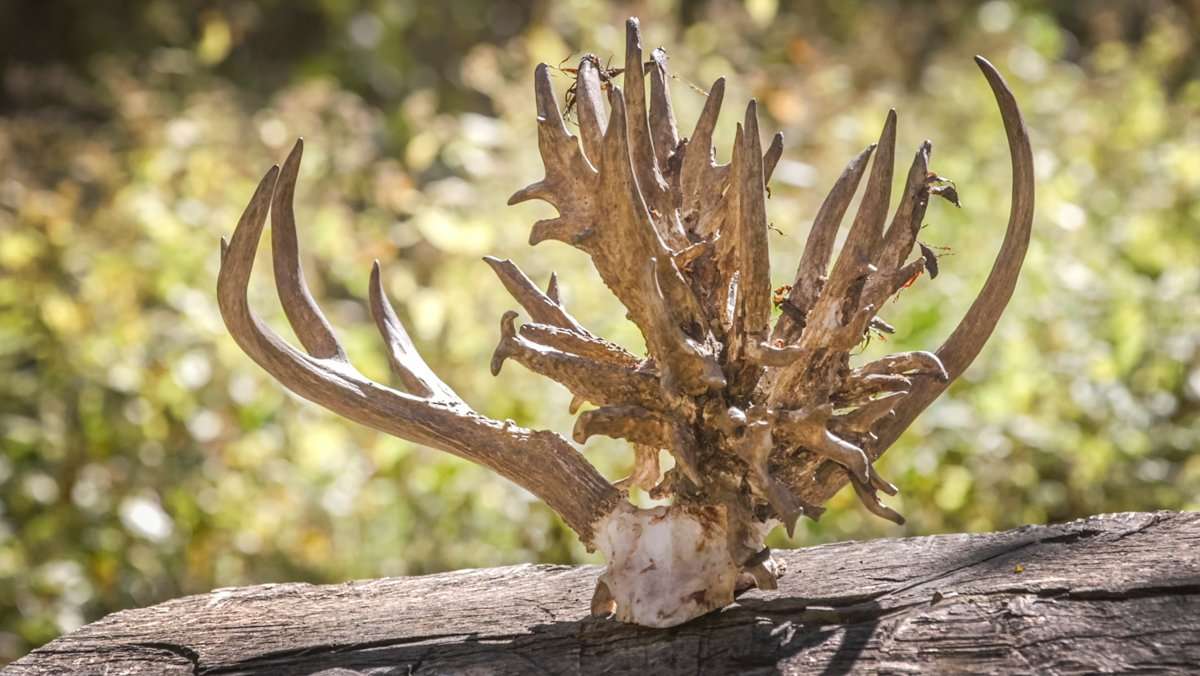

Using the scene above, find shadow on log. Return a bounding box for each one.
[7,511,1199,675]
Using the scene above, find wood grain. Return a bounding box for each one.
[8,511,1199,675]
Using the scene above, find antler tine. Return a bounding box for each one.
[575,56,609,166]
[772,144,874,343]
[763,132,784,185]
[736,101,771,341]
[679,77,728,237]
[870,56,1034,454]
[534,62,568,134]
[519,322,639,369]
[482,255,590,335]
[820,109,897,309]
[491,311,674,413]
[270,139,346,361]
[766,111,897,405]
[731,101,793,378]
[508,64,595,249]
[622,18,659,181]
[731,420,803,537]
[850,141,937,325]
[219,152,622,543]
[876,141,933,274]
[623,18,687,250]
[647,47,680,170]
[849,475,906,525]
[368,261,456,401]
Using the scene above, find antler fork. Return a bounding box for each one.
[218,140,622,542]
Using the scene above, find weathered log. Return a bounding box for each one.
[8,511,1199,675]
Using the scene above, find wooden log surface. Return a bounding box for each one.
[6,511,1199,675]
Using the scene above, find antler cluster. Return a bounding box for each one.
[218,17,1032,627]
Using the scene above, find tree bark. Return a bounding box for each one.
[8,511,1199,675]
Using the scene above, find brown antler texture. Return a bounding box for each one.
[218,140,622,543]
[219,17,1032,628]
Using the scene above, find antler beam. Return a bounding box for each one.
[218,141,621,542]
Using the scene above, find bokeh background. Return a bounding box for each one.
[3,0,1199,661]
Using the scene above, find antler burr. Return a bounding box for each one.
[218,17,1033,627]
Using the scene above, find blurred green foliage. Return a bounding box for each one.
[2,0,1199,661]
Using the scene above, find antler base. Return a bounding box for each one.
[592,502,778,627]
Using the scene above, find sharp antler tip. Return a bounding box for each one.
[974,55,1004,81]
[254,165,281,192]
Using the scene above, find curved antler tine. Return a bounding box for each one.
[482,256,588,334]
[825,109,896,289]
[219,166,366,396]
[622,18,656,173]
[220,165,375,403]
[849,475,905,525]
[872,56,1034,454]
[734,100,772,341]
[876,141,933,273]
[270,139,346,360]
[534,64,570,141]
[218,167,280,352]
[679,77,728,235]
[369,261,457,401]
[621,18,682,248]
[687,78,725,164]
[763,132,784,185]
[576,56,609,166]
[648,47,679,168]
[772,143,874,342]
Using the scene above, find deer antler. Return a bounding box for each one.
[217,140,621,542]
[219,18,1033,628]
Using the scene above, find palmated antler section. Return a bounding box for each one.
[509,19,1032,541]
[508,58,722,399]
[217,140,622,543]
